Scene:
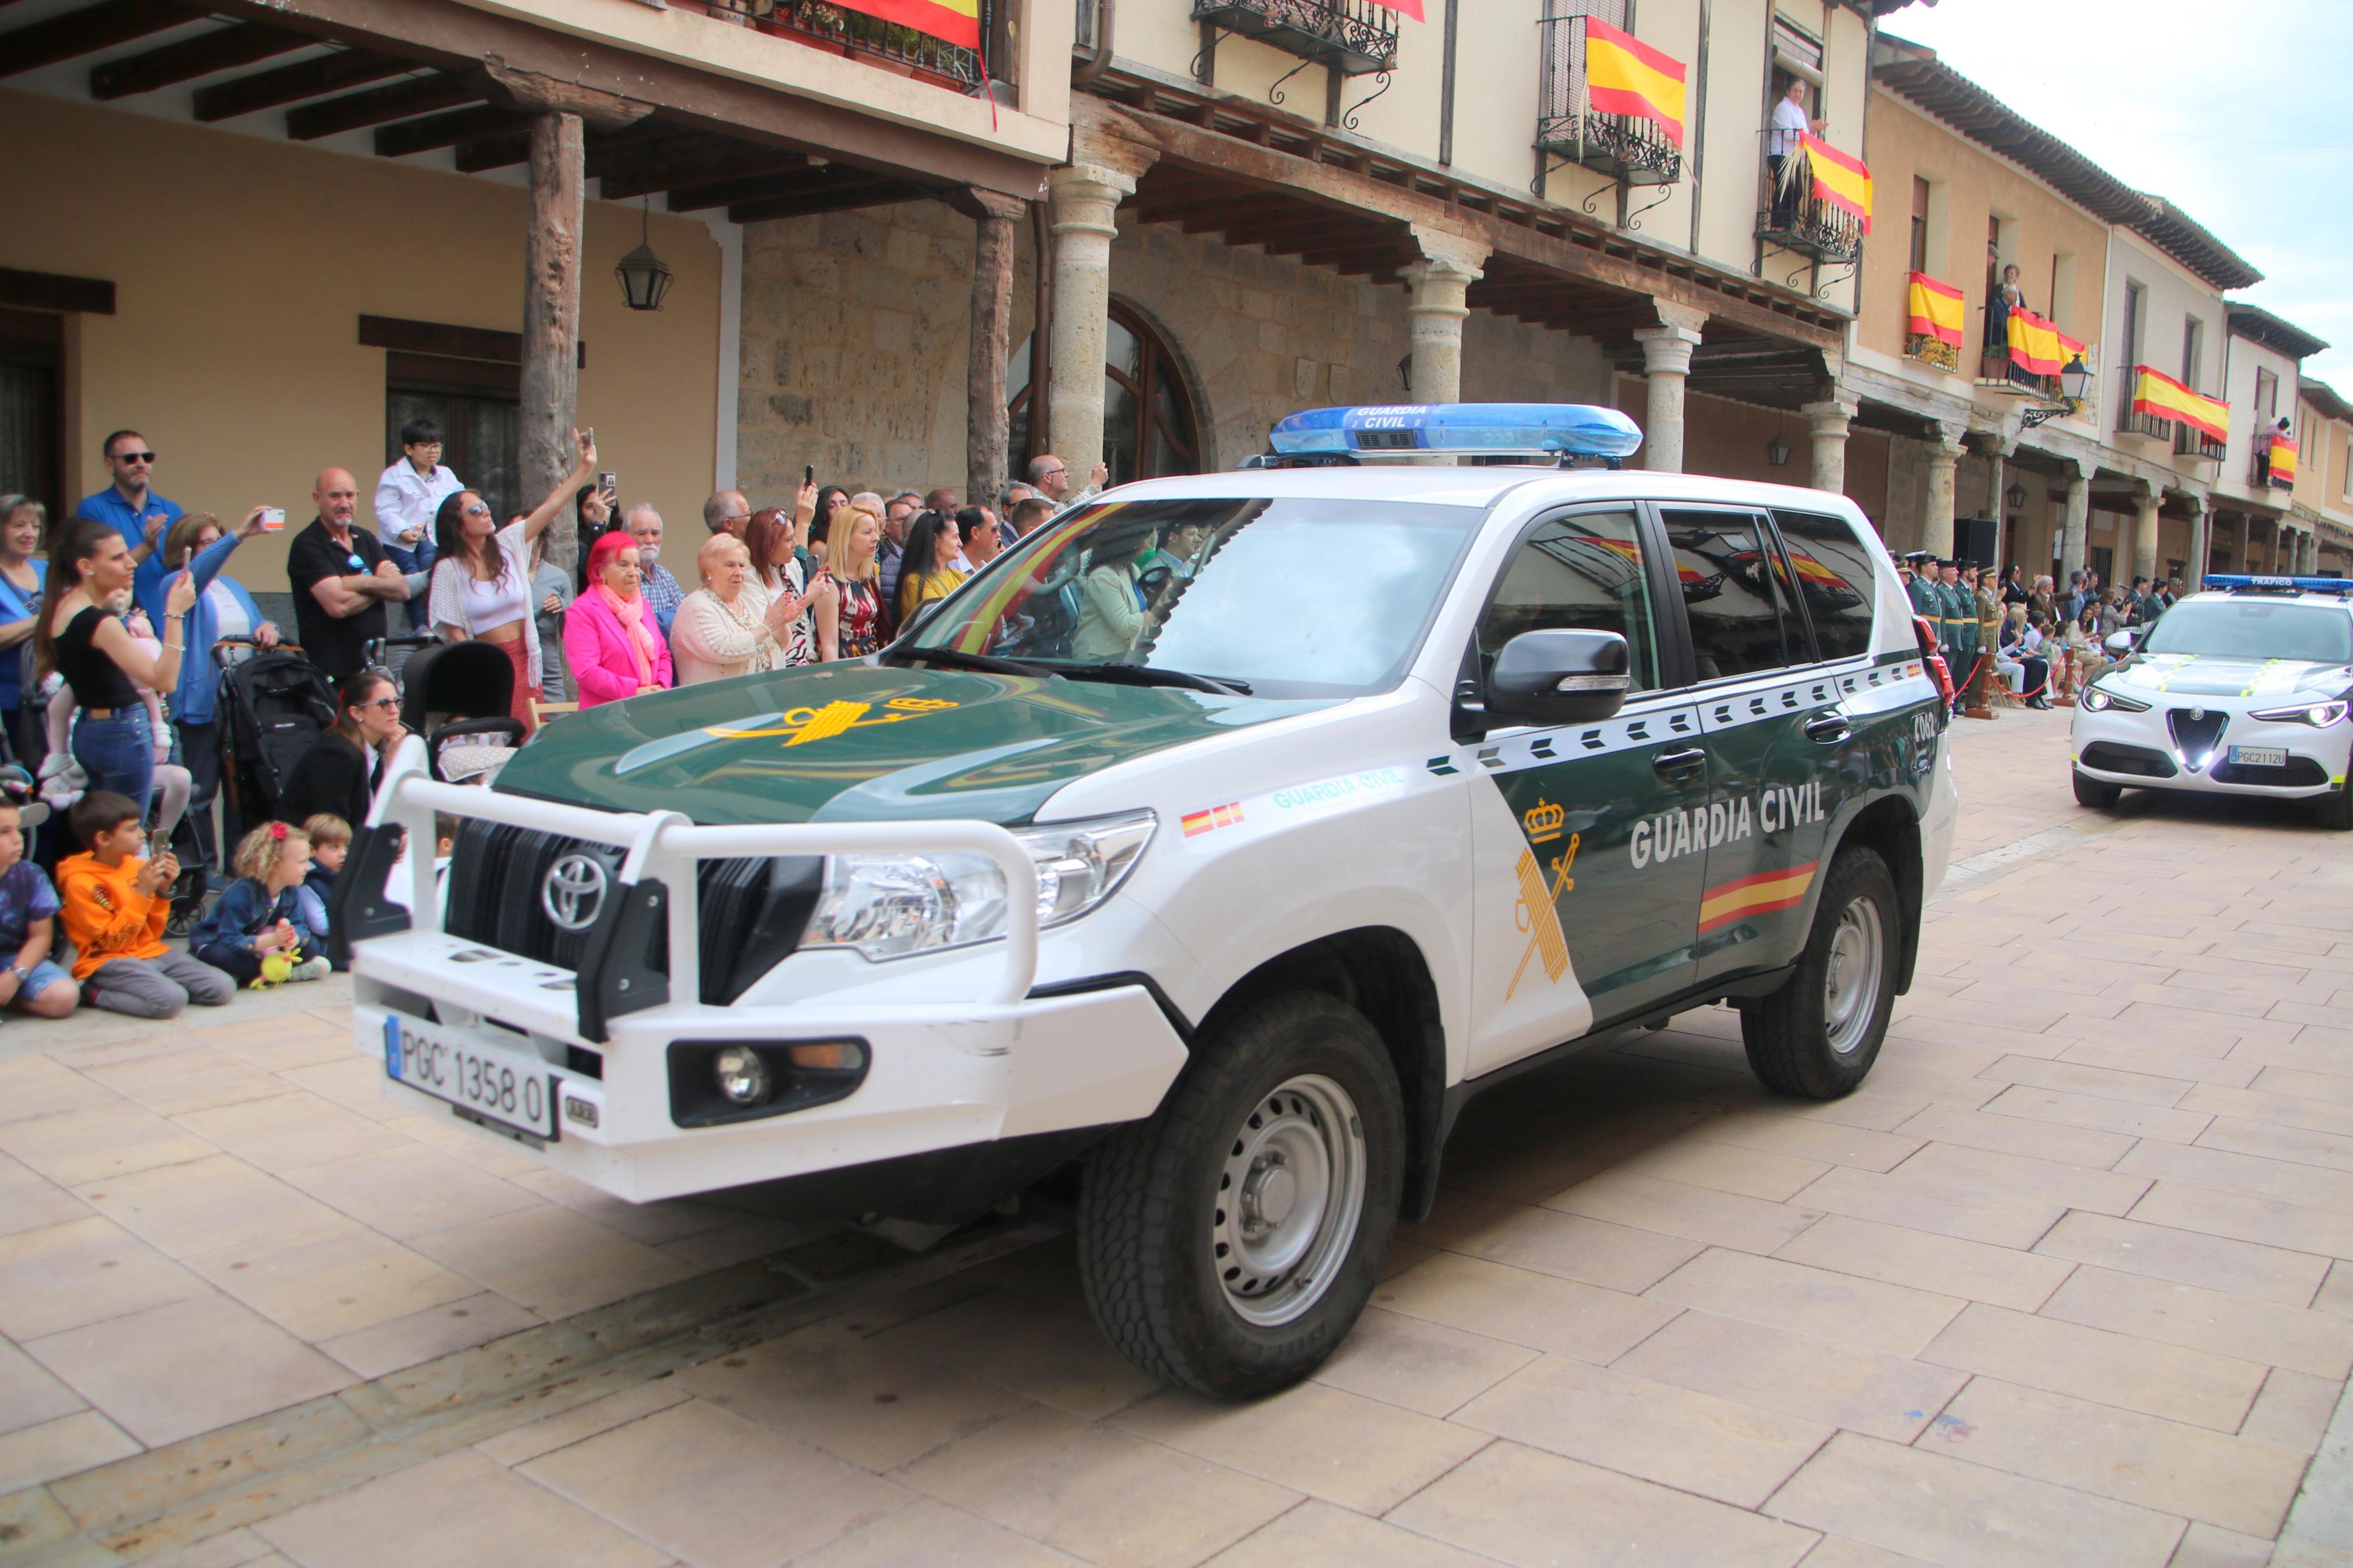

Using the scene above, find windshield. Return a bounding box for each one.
[2139,600,2353,664]
[900,496,1485,698]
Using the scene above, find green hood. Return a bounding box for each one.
[494,663,1335,826]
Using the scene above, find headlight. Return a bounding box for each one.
[2080,685,2149,714]
[2250,701,2349,727]
[802,810,1156,961]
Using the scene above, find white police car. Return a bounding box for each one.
[2071,575,2353,829]
[338,404,1957,1397]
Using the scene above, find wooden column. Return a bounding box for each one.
[521,109,585,568]
[962,189,1027,512]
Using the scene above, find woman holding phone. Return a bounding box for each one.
[37,521,198,823]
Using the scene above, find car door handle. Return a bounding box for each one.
[1802,713,1852,744]
[1653,746,1706,777]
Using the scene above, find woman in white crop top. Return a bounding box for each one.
[426,429,599,730]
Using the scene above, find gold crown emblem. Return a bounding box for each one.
[1523,799,1566,843]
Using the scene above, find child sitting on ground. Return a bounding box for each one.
[0,772,78,1019]
[59,792,235,1019]
[191,822,332,987]
[296,814,347,968]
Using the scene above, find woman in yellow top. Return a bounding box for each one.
[895,510,967,624]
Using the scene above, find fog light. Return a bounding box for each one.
[785,1041,865,1071]
[713,1046,770,1105]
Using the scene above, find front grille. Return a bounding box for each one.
[443,820,821,1005]
[2167,709,2228,770]
[2080,741,2177,778]
[2212,757,2330,787]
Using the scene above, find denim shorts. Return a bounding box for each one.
[72,707,155,823]
[7,959,72,1005]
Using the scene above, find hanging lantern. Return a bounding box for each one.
[2004,482,2028,510]
[1766,432,1793,467]
[615,195,673,312]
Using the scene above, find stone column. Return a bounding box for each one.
[962,189,1027,512]
[1398,233,1490,409]
[2189,503,2213,592]
[2131,488,2162,584]
[2060,469,2090,582]
[1982,440,2007,574]
[1802,396,1857,496]
[1046,137,1153,486]
[1632,303,1708,474]
[521,111,585,568]
[1922,426,1966,559]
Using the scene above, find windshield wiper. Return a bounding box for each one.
[881,644,1053,678]
[1050,663,1254,697]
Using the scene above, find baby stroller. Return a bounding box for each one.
[364,633,440,693]
[398,641,525,784]
[216,639,338,843]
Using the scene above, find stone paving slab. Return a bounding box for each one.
[6,706,2353,1566]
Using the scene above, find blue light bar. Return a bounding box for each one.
[1268,403,1645,460]
[2202,574,2353,595]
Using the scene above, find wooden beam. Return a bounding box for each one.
[452,131,528,172]
[727,180,928,225]
[375,103,528,158]
[662,166,839,213]
[359,313,583,367]
[0,0,200,80]
[0,266,114,314]
[193,47,405,120]
[521,111,584,573]
[285,69,472,138]
[90,21,306,99]
[604,145,805,204]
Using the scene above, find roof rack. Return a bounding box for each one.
[2201,574,2353,596]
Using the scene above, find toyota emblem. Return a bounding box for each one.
[542,854,609,931]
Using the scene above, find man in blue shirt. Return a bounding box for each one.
[74,431,181,624]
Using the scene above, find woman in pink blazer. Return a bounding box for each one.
[563,531,674,707]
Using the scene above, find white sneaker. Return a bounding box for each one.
[290,956,332,983]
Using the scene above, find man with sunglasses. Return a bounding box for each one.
[287,467,409,684]
[75,431,183,624]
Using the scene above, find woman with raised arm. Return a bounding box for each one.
[37,521,198,822]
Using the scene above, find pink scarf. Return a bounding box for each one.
[594,582,656,685]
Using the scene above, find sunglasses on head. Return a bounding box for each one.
[345,552,365,570]
[115,451,155,464]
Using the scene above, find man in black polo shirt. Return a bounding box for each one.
[286,467,409,684]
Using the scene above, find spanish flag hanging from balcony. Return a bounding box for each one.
[1366,0,1426,17]
[1798,133,1871,234]
[1906,273,1964,347]
[1583,20,1687,149]
[2271,439,2299,488]
[828,0,981,50]
[2132,367,2232,443]
[2006,309,2067,377]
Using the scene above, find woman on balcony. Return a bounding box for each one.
[1984,263,2027,375]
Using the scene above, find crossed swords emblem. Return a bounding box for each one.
[1505,831,1581,1003]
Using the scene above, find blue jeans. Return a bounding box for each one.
[384,538,435,630]
[73,708,154,826]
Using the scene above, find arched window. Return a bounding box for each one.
[1008,301,1201,486]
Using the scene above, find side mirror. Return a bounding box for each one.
[1486,630,1632,727]
[2103,631,2136,656]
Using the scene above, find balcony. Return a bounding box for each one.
[1905,333,1961,374]
[2252,445,2298,491]
[2120,407,2174,442]
[2174,424,2226,463]
[693,0,995,93]
[1755,165,1862,265]
[1535,15,1681,187]
[1977,350,2059,400]
[1191,0,1399,75]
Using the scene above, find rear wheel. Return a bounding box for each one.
[1742,848,1899,1100]
[2318,777,2353,831]
[2072,770,2122,809]
[1077,991,1403,1399]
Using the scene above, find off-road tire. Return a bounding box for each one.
[2317,776,2353,831]
[2072,770,2122,809]
[1742,848,1900,1100]
[1076,990,1404,1400]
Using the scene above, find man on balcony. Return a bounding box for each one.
[1768,79,1825,229]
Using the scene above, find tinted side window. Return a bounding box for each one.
[1772,509,1879,662]
[1477,509,1663,694]
[1662,509,1802,681]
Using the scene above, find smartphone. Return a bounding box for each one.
[258,507,286,532]
[596,472,617,495]
[585,426,595,447]
[805,464,816,487]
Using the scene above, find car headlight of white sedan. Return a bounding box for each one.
[2079,685,2152,713]
[2248,700,2350,727]
[803,810,1158,961]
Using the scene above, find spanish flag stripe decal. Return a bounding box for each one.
[1583,19,1687,149]
[1798,133,1872,234]
[828,0,980,48]
[1906,273,1965,347]
[1181,802,1244,838]
[1698,862,1818,935]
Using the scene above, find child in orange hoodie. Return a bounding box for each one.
[58,792,234,1019]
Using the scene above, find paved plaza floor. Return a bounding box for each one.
[5,706,2353,1567]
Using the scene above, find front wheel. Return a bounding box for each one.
[2318,776,2353,831]
[2073,770,2122,808]
[1077,990,1404,1399]
[1742,848,1900,1100]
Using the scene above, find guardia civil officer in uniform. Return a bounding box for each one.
[1937,561,1975,714]
[1971,564,2003,709]
[1905,552,1942,625]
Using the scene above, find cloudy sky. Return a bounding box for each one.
[1881,1,2353,392]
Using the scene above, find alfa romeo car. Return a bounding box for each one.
[2071,575,2353,829]
[335,403,1957,1398]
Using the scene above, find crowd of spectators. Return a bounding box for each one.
[0,421,1108,1025]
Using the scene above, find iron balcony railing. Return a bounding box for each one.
[1192,0,1399,74]
[1535,11,1680,187]
[698,0,995,91]
[2119,406,2174,441]
[1756,165,1862,265]
[1977,348,2059,400]
[2174,424,2226,462]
